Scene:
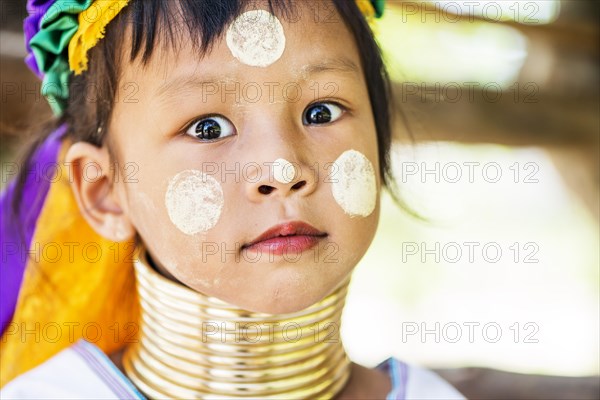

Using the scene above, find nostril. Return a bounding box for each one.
[291,181,306,190]
[258,185,275,195]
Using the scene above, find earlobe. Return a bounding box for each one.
[64,141,136,242]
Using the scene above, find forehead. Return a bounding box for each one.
[120,1,363,90]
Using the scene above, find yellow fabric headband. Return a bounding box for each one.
[69,0,130,75]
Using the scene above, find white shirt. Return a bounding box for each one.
[2,340,465,400]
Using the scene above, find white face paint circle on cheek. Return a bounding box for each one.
[331,150,377,217]
[226,9,286,67]
[272,158,296,184]
[165,170,224,235]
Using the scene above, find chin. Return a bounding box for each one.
[245,277,340,315]
[180,257,351,315]
[252,294,324,315]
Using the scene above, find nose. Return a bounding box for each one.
[246,159,317,202]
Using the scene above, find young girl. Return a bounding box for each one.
[1,0,465,398]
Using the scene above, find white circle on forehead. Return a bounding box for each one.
[226,9,286,67]
[331,150,377,218]
[272,158,296,184]
[165,170,224,235]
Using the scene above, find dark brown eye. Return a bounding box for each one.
[303,103,343,125]
[186,116,235,140]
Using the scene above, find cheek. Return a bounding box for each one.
[330,149,378,218]
[165,170,224,235]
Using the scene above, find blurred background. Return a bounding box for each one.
[343,1,599,398]
[1,0,598,398]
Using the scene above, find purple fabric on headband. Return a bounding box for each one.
[23,0,56,77]
[0,124,67,336]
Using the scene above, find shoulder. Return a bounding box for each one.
[0,340,144,399]
[378,358,466,400]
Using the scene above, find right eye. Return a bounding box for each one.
[185,116,236,141]
[302,102,344,126]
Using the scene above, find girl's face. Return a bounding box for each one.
[109,1,381,313]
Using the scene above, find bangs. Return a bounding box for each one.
[116,0,298,66]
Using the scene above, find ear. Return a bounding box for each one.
[64,141,136,242]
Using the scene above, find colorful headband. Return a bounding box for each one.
[24,0,130,116]
[24,0,385,116]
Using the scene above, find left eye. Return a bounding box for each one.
[303,103,344,125]
[185,116,236,141]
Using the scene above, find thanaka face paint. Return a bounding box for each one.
[272,158,296,184]
[165,170,224,235]
[331,150,377,217]
[226,9,286,67]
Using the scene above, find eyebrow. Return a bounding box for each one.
[155,57,360,101]
[155,75,220,101]
[299,57,360,80]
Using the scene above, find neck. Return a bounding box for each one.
[123,246,351,399]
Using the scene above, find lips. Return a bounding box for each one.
[242,221,327,256]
